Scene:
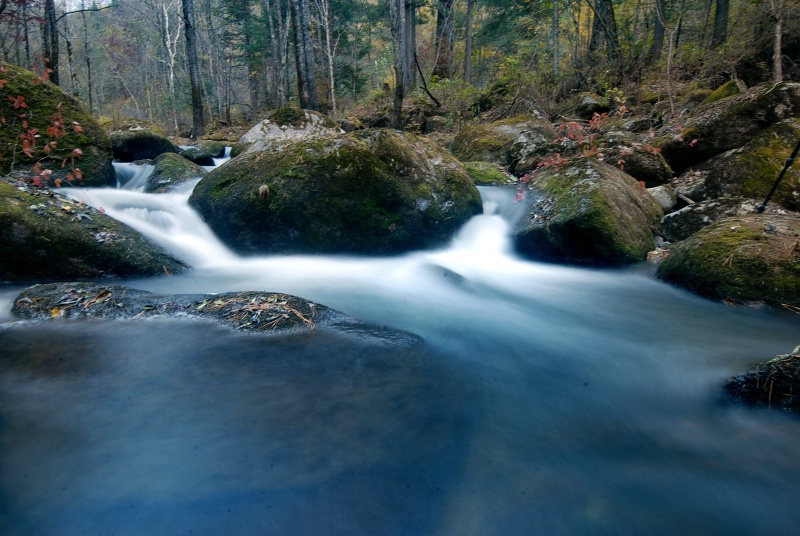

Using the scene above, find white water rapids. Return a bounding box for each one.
[2,158,800,535]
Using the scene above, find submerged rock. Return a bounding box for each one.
[724,351,800,414]
[190,128,483,255]
[656,213,800,307]
[514,158,663,266]
[10,282,422,342]
[0,63,114,186]
[0,179,186,282]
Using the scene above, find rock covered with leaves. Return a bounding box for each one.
[0,178,186,282]
[0,63,114,187]
[190,128,482,255]
[656,213,800,307]
[231,107,342,156]
[514,158,663,266]
[10,282,345,335]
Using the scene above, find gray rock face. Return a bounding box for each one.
[189,129,483,255]
[146,153,207,193]
[232,108,342,156]
[513,158,663,266]
[660,197,789,242]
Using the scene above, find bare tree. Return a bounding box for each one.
[182,0,205,137]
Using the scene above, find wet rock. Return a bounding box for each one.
[11,283,343,334]
[648,184,676,212]
[146,153,207,193]
[0,62,114,186]
[724,351,800,414]
[462,161,517,186]
[0,178,186,282]
[514,158,663,266]
[656,213,800,307]
[190,128,482,255]
[110,123,178,162]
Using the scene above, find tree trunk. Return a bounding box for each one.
[464,0,474,84]
[588,0,621,70]
[80,2,93,113]
[182,0,205,137]
[552,0,560,76]
[767,0,785,82]
[432,0,455,79]
[649,0,666,62]
[43,0,60,85]
[710,0,728,47]
[389,0,406,128]
[300,0,319,110]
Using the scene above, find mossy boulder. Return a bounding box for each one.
[450,116,551,165]
[463,161,517,185]
[701,120,800,210]
[596,130,673,187]
[505,119,562,175]
[110,125,178,162]
[701,80,742,105]
[145,153,207,193]
[180,140,227,166]
[574,93,610,120]
[189,129,483,255]
[660,197,788,242]
[0,178,186,282]
[656,213,800,307]
[231,108,341,157]
[654,82,800,174]
[0,63,114,186]
[514,158,663,266]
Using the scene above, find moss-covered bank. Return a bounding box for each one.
[0,63,114,186]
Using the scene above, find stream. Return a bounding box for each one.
[2,156,800,535]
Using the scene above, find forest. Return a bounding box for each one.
[0,0,798,137]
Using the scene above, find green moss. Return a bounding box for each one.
[701,80,741,105]
[0,63,113,185]
[269,107,307,127]
[657,214,800,306]
[0,179,184,280]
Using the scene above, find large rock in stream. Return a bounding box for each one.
[656,213,800,307]
[231,107,342,157]
[0,63,114,186]
[11,282,423,343]
[189,129,483,255]
[0,179,186,281]
[514,158,664,266]
[109,120,178,162]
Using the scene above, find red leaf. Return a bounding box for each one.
[31,177,42,187]
[72,148,83,158]
[55,178,63,188]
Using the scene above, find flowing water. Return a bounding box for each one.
[2,159,800,535]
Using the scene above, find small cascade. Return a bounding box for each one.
[212,146,232,167]
[113,161,155,191]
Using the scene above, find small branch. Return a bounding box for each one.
[56,5,113,24]
[413,52,441,108]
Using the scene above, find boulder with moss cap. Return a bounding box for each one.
[514,158,663,266]
[189,129,483,255]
